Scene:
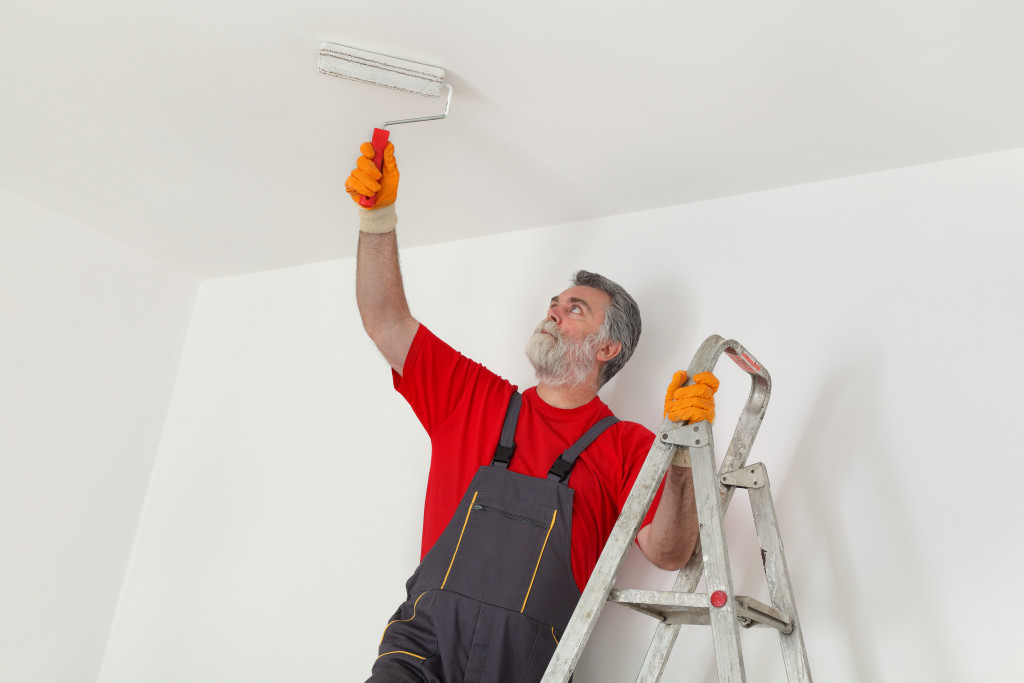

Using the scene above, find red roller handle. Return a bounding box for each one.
[359,127,391,208]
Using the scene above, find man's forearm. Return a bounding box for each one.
[637,464,699,571]
[356,228,419,374]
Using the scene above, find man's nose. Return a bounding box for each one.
[547,305,561,324]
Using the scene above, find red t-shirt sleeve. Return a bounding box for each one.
[392,325,513,437]
[391,325,519,557]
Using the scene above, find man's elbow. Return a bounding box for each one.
[361,319,384,348]
[647,549,692,572]
[360,317,419,375]
[359,307,388,343]
[637,527,697,572]
[360,312,413,346]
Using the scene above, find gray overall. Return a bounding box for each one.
[367,392,619,683]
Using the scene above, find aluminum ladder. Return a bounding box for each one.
[541,335,812,682]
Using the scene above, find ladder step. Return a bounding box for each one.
[609,588,711,625]
[608,589,793,633]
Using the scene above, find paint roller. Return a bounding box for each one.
[318,42,452,208]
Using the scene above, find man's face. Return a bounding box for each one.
[525,286,611,387]
[544,286,610,341]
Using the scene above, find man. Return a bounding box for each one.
[347,142,719,683]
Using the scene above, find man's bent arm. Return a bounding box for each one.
[636,464,699,571]
[356,229,419,375]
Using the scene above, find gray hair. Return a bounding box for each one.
[571,270,642,388]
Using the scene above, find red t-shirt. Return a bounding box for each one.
[393,325,664,591]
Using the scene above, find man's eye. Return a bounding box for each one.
[571,305,582,313]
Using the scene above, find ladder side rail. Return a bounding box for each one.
[717,343,772,476]
[746,467,813,682]
[540,431,680,683]
[635,621,683,683]
[690,439,746,682]
[636,338,772,682]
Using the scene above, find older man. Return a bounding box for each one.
[347,142,719,683]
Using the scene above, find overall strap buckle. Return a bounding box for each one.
[547,415,620,483]
[491,391,522,470]
[492,443,515,467]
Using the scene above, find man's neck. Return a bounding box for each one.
[535,382,599,410]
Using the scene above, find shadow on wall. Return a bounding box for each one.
[759,358,965,683]
[736,361,886,682]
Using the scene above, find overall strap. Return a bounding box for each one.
[547,415,620,483]
[491,391,522,469]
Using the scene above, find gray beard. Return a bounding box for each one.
[525,320,601,388]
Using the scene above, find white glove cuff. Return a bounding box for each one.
[358,203,398,234]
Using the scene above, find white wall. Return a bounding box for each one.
[0,189,197,682]
[100,148,1024,682]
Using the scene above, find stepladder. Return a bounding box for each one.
[541,335,812,683]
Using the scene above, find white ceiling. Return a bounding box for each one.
[3,0,1023,278]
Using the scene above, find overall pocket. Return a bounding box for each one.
[440,490,557,612]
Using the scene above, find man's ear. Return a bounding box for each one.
[596,340,622,363]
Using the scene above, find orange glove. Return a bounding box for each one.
[664,370,720,423]
[345,141,399,209]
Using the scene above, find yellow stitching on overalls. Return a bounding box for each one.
[441,490,478,589]
[520,509,557,612]
[379,590,429,645]
[376,650,427,661]
[551,627,559,645]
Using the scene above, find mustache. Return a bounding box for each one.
[534,320,561,339]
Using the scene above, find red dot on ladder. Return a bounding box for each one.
[711,591,728,608]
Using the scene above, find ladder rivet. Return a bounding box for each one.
[711,590,728,608]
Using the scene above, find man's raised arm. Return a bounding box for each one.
[346,142,419,375]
